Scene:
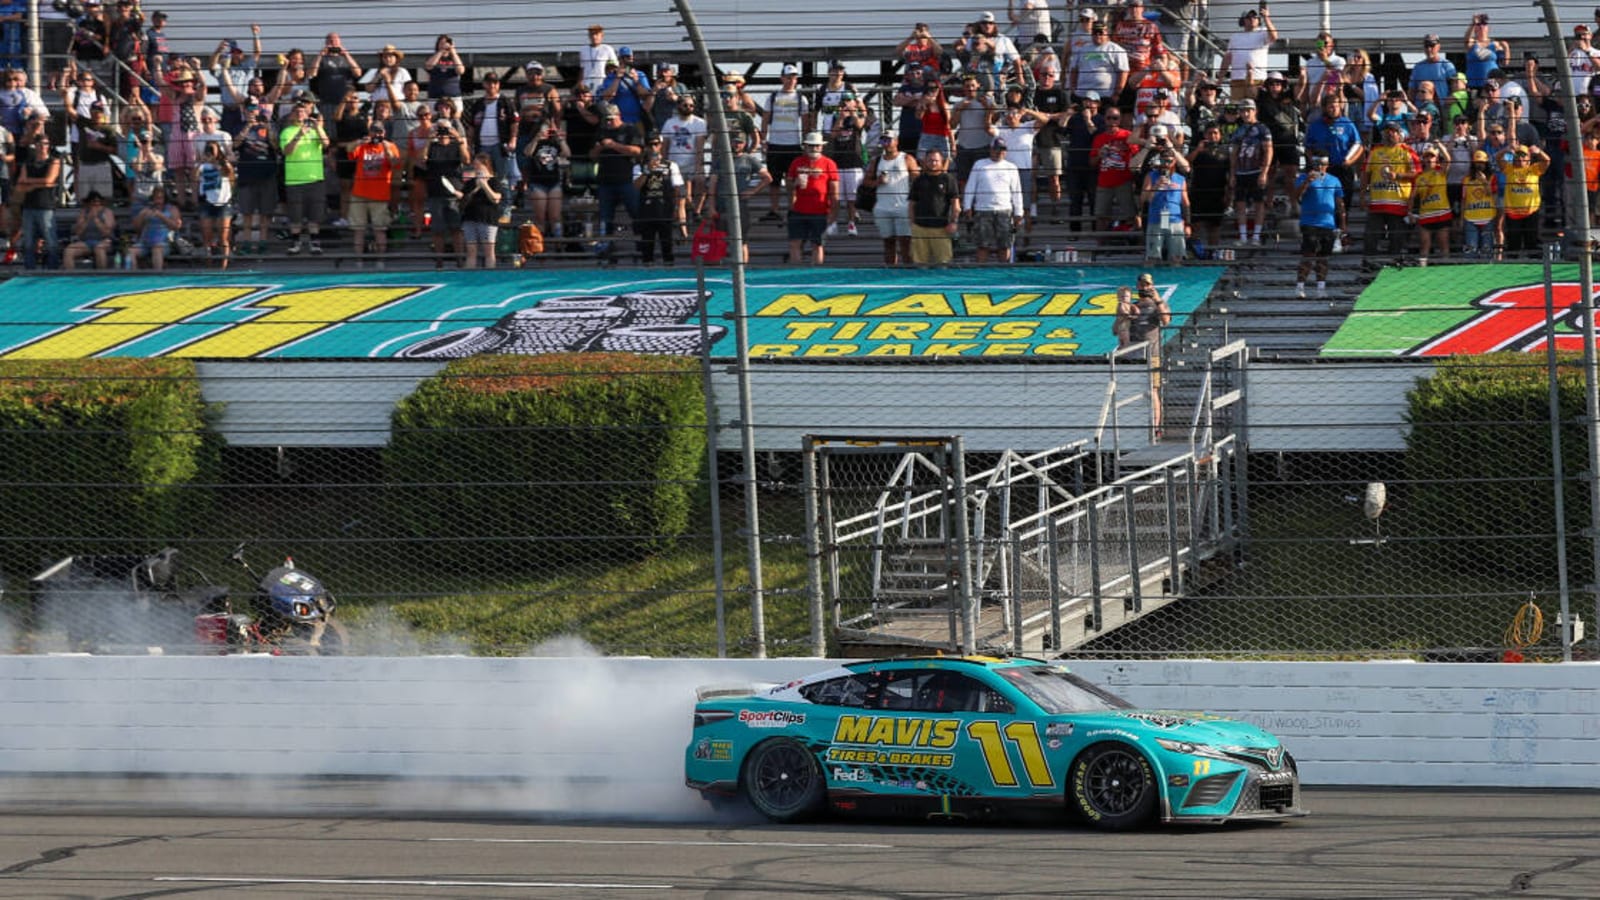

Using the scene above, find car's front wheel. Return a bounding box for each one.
[741,738,825,823]
[1069,742,1157,831]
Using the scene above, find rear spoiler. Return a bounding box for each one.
[695,682,780,702]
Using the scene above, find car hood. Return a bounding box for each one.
[1066,710,1279,748]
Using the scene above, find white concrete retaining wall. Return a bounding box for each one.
[2,657,1596,790]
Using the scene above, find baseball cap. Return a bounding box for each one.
[618,46,633,56]
[1082,90,1101,102]
[980,11,996,22]
[482,71,501,82]
[1423,34,1440,45]
[524,59,544,72]
[1149,124,1168,138]
[1579,24,1592,35]
[1310,153,1329,164]
[1382,120,1403,131]
[657,62,676,74]
[829,59,845,71]
[1137,272,1154,285]
[781,63,799,76]
[227,40,243,53]
[802,130,825,145]
[1079,9,1096,20]
[1472,150,1490,161]
[1265,71,1286,83]
[880,132,895,144]
[1238,98,1256,109]
[990,136,1007,149]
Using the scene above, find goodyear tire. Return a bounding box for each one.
[741,738,825,823]
[1069,742,1157,831]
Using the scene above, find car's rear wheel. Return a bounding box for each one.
[741,738,825,823]
[1069,742,1157,831]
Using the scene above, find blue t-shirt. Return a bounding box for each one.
[1296,171,1343,229]
[1305,116,1361,166]
[1410,59,1459,101]
[1464,42,1505,89]
[1145,171,1186,224]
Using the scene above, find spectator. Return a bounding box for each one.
[211,27,263,134]
[1464,14,1508,89]
[460,151,504,268]
[1441,114,1478,213]
[1515,55,1553,135]
[1443,72,1472,127]
[599,47,651,127]
[1131,52,1180,120]
[1135,87,1183,149]
[659,93,706,218]
[963,137,1024,263]
[195,139,233,265]
[1256,72,1301,210]
[898,21,943,74]
[433,96,466,140]
[580,24,618,92]
[312,33,362,122]
[279,99,329,255]
[1140,149,1188,264]
[1370,89,1414,139]
[564,84,601,195]
[914,70,951,159]
[69,0,111,85]
[267,55,310,122]
[787,130,838,264]
[424,120,466,264]
[1067,9,1097,63]
[993,96,1048,227]
[1410,82,1442,136]
[160,61,206,205]
[1009,0,1051,46]
[143,8,168,72]
[14,134,59,269]
[1112,0,1163,106]
[1186,121,1230,253]
[1500,143,1548,258]
[1186,78,1221,144]
[892,64,929,152]
[74,101,120,205]
[0,0,23,73]
[1032,66,1070,219]
[826,97,867,235]
[0,68,48,140]
[59,64,105,142]
[348,121,399,266]
[129,183,180,269]
[720,74,760,152]
[951,74,995,187]
[1091,104,1136,234]
[465,71,519,208]
[908,148,960,266]
[64,190,116,268]
[521,118,569,238]
[811,60,854,134]
[424,35,464,100]
[332,90,369,224]
[107,0,146,97]
[124,107,166,207]
[866,131,918,265]
[1301,32,1344,109]
[1410,35,1457,103]
[1407,111,1446,160]
[1062,91,1100,230]
[1228,98,1272,245]
[632,135,685,265]
[650,63,682,122]
[0,114,14,246]
[516,61,561,145]
[1460,149,1499,258]
[957,12,1022,99]
[706,131,771,264]
[403,105,436,237]
[365,44,412,104]
[1116,273,1169,362]
[1364,122,1420,257]
[1293,154,1344,298]
[591,103,642,238]
[1411,146,1451,264]
[1070,21,1127,106]
[1225,7,1277,102]
[1304,97,1362,206]
[389,79,422,140]
[233,99,275,254]
[762,65,808,219]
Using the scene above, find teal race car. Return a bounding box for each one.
[684,656,1306,830]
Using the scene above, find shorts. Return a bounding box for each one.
[971,209,1016,249]
[787,211,827,244]
[349,196,392,229]
[165,129,198,171]
[767,144,801,185]
[283,180,323,225]
[235,180,278,217]
[1145,224,1186,261]
[526,181,563,196]
[1036,145,1063,177]
[1233,176,1266,204]
[1421,219,1451,233]
[910,223,953,265]
[874,210,911,238]
[1300,225,1335,256]
[462,220,497,243]
[1093,181,1135,220]
[428,196,462,233]
[917,133,951,159]
[838,168,863,206]
[198,200,234,221]
[1274,145,1300,169]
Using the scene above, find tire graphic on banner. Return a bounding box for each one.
[398,289,723,358]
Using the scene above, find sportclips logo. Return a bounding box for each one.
[1410,282,1594,356]
[739,709,808,729]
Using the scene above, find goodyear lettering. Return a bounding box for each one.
[832,715,959,748]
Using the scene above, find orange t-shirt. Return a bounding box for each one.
[350,140,399,202]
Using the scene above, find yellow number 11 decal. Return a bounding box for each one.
[965,721,1054,789]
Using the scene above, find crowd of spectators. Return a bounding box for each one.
[2,2,1600,271]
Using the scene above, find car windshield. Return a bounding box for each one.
[995,666,1134,714]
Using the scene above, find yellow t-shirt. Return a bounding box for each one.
[1365,144,1418,214]
[1502,161,1547,219]
[1460,176,1499,225]
[1413,170,1450,224]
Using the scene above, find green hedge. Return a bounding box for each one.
[0,359,218,572]
[1405,352,1588,581]
[384,353,708,573]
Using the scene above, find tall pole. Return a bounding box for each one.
[672,0,766,656]
[26,0,40,88]
[1543,246,1574,661]
[1539,0,1600,657]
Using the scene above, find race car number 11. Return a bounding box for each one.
[966,720,1053,789]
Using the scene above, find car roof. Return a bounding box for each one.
[841,656,1050,673]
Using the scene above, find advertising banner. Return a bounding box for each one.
[0,266,1222,360]
[1322,265,1594,357]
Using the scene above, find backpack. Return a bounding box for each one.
[518,222,545,256]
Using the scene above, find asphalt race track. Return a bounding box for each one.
[1,784,1597,898]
